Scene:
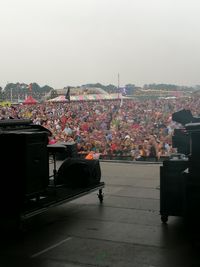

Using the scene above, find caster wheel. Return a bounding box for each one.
[98,189,104,203]
[161,215,168,223]
[98,194,103,203]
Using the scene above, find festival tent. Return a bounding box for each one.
[48,95,67,102]
[48,93,123,102]
[23,95,38,105]
[0,101,11,107]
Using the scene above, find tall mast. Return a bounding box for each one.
[117,73,120,98]
[118,73,120,89]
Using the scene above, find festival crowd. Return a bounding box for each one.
[0,97,199,160]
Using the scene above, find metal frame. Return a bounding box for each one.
[21,182,105,220]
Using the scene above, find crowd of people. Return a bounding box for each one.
[0,96,199,160]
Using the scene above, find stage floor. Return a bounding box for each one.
[1,161,200,267]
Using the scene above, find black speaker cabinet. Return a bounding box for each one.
[56,158,101,188]
[65,142,78,158]
[190,131,200,160]
[0,131,49,214]
[172,129,190,155]
[172,109,193,125]
[56,141,78,160]
[160,159,188,218]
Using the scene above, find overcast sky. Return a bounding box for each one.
[0,0,200,88]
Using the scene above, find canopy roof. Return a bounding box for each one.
[48,93,123,102]
[23,95,38,105]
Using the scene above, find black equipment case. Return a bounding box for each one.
[160,114,200,223]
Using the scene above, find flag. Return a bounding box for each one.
[65,87,71,102]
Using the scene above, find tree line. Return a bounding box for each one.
[0,82,198,102]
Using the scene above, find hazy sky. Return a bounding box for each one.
[1,0,200,88]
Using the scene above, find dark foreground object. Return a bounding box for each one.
[0,119,104,231]
[56,158,101,187]
[1,162,200,267]
[160,116,200,223]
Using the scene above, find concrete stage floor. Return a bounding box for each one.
[1,161,200,267]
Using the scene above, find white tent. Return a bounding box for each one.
[48,93,123,102]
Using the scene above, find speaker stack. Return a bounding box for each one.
[0,131,49,215]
